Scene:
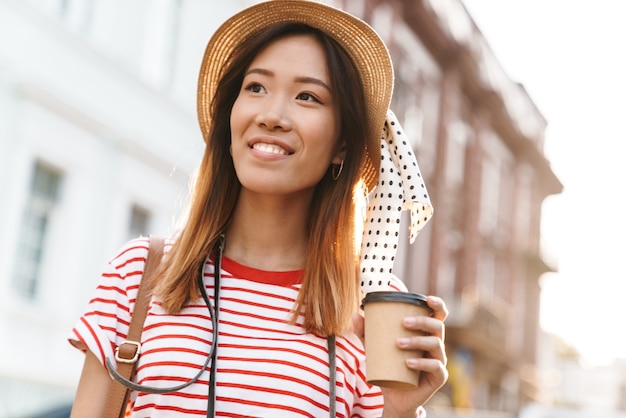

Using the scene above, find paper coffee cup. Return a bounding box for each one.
[362,291,433,389]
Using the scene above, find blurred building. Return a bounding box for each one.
[339,0,562,416]
[356,0,562,417]
[0,0,561,417]
[0,0,234,415]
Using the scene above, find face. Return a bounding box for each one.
[230,34,343,198]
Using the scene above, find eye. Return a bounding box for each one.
[245,83,266,94]
[296,92,321,103]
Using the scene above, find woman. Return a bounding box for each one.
[70,1,448,417]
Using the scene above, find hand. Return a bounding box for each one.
[353,296,449,418]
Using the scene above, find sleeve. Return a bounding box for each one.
[388,273,409,292]
[351,383,384,417]
[68,237,151,371]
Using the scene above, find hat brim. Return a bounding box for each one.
[197,0,394,190]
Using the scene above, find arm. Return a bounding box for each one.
[70,350,112,418]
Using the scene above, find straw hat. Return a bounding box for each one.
[196,0,394,190]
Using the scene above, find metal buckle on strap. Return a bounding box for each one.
[115,340,141,364]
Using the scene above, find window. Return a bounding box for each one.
[128,204,151,240]
[13,162,63,299]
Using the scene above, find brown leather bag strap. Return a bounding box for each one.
[103,236,165,418]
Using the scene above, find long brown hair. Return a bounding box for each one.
[156,23,369,336]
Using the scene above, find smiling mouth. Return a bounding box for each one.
[251,143,293,155]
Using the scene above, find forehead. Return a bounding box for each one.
[249,34,330,77]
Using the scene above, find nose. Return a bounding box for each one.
[254,97,292,131]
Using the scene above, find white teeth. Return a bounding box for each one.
[252,143,289,155]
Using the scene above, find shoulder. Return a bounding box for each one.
[100,236,175,297]
[107,235,175,273]
[107,236,150,269]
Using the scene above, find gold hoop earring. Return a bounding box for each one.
[332,160,344,180]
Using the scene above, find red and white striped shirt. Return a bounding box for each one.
[70,237,426,417]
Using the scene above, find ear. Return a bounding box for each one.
[331,141,347,165]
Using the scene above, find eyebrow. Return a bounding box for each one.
[245,68,332,93]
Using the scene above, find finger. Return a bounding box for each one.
[402,315,445,340]
[397,335,447,364]
[427,296,448,321]
[406,357,449,386]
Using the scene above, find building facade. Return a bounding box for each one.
[343,0,562,415]
[0,0,227,415]
[0,0,560,416]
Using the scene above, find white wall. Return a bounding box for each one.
[0,0,254,415]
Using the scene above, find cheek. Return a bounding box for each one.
[230,91,254,136]
[313,122,341,158]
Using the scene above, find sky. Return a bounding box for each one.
[461,0,626,366]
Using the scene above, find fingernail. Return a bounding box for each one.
[403,316,417,326]
[397,337,410,347]
[407,358,419,367]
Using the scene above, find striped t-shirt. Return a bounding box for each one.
[70,237,426,417]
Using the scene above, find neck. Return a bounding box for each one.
[224,190,312,271]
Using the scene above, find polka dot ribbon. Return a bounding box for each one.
[360,109,434,294]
